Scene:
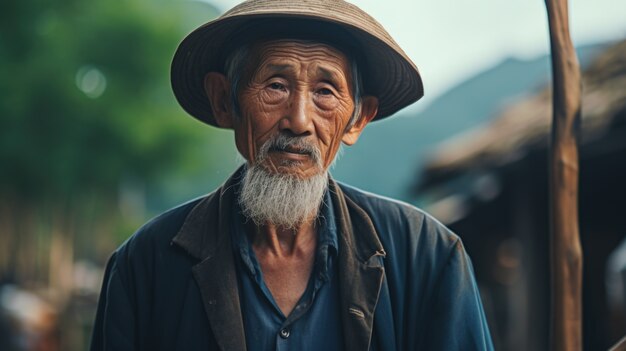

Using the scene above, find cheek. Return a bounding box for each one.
[235,98,282,162]
[317,106,352,169]
[233,118,252,161]
[323,116,346,168]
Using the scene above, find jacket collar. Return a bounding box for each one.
[172,169,386,351]
[330,180,387,351]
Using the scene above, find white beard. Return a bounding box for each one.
[238,134,328,229]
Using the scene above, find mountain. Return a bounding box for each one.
[331,43,607,202]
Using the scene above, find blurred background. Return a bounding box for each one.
[1,0,625,350]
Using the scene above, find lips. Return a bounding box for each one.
[270,145,311,155]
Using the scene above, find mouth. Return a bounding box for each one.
[259,135,321,169]
[269,145,311,156]
[266,145,315,166]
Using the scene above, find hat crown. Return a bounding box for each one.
[220,0,401,56]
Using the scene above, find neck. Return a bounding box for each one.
[249,218,317,257]
[247,215,319,318]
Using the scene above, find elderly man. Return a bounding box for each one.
[91,1,493,350]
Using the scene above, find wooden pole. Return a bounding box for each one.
[545,0,583,350]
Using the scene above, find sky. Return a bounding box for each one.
[205,0,626,112]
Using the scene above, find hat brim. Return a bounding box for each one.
[171,3,424,127]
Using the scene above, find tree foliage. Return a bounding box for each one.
[0,0,221,272]
[1,0,219,202]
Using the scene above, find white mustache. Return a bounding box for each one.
[258,134,322,165]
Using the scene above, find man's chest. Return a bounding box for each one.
[254,248,316,316]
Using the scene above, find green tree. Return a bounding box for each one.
[0,0,223,295]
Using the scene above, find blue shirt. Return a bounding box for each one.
[232,190,344,351]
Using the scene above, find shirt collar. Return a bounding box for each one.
[315,189,338,281]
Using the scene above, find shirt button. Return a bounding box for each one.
[279,328,290,339]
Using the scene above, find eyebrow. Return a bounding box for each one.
[316,67,340,82]
[262,63,345,85]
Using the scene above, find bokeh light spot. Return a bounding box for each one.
[75,65,107,98]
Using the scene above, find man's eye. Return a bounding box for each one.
[317,88,333,95]
[269,82,285,90]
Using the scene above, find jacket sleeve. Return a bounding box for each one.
[90,251,136,351]
[422,239,494,351]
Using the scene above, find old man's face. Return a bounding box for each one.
[235,39,356,179]
[207,39,378,178]
[204,39,378,227]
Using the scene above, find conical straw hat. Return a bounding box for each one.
[171,0,424,127]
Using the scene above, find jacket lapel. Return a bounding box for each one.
[330,180,387,351]
[172,172,247,351]
[192,249,245,351]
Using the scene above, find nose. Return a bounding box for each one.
[279,91,313,136]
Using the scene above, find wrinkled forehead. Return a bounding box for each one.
[246,39,352,76]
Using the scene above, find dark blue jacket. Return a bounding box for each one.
[91,171,493,350]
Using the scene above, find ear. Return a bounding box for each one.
[342,96,379,145]
[204,72,234,128]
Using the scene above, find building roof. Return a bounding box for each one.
[419,39,626,189]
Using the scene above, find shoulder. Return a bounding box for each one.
[102,194,217,297]
[108,193,216,282]
[337,182,460,252]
